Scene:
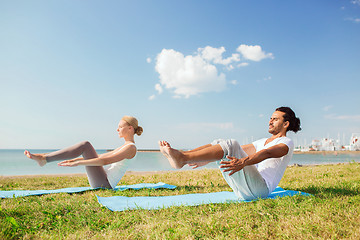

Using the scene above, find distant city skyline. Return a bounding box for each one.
[292,133,357,148]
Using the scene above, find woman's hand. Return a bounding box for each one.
[58,158,81,167]
[220,156,247,176]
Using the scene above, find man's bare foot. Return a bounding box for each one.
[24,150,47,167]
[158,141,186,169]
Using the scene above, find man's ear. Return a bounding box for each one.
[284,121,290,129]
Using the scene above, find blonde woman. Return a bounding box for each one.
[24,116,143,189]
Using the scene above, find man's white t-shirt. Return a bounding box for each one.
[252,137,294,193]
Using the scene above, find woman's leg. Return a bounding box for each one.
[24,150,47,166]
[78,142,112,189]
[36,141,111,189]
[45,141,96,162]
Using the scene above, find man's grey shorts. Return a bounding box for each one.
[211,139,269,200]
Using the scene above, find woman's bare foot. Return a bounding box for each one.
[24,150,47,167]
[158,141,186,169]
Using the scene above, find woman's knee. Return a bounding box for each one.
[79,141,93,148]
[79,141,97,158]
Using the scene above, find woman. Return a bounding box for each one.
[24,116,143,189]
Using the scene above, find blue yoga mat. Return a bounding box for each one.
[0,182,176,198]
[97,187,311,211]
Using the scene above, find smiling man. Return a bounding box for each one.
[159,107,301,200]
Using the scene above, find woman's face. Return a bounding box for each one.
[117,120,132,138]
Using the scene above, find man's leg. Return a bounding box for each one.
[213,139,269,200]
[159,141,224,169]
[183,144,212,153]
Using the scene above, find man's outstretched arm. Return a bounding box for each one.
[220,143,289,176]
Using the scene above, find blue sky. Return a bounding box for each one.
[1,0,359,149]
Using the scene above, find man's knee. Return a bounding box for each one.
[212,139,239,158]
[228,139,240,149]
[226,139,246,158]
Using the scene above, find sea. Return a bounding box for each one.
[1,149,360,176]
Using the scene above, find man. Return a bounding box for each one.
[159,106,301,200]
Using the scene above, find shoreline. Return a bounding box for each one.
[1,162,358,178]
[2,149,359,154]
[293,150,360,155]
[0,169,195,178]
[140,150,360,154]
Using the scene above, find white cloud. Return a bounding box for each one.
[227,65,234,70]
[237,44,274,62]
[179,122,234,130]
[351,0,360,6]
[148,95,155,100]
[346,17,360,23]
[198,46,225,63]
[152,44,274,98]
[325,114,360,121]
[198,46,240,65]
[203,122,234,130]
[264,76,272,81]
[155,49,226,98]
[237,62,249,67]
[146,57,152,63]
[230,80,238,85]
[322,105,333,111]
[155,83,163,94]
[257,76,272,83]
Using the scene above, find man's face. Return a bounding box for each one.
[268,111,288,134]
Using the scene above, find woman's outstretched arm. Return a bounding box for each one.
[58,144,137,167]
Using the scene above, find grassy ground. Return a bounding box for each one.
[1,163,360,239]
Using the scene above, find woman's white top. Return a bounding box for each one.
[104,143,136,189]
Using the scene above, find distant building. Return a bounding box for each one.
[350,133,360,151]
[310,138,339,151]
[305,134,359,151]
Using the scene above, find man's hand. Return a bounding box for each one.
[220,156,247,176]
[187,161,209,169]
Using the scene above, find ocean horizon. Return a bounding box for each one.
[1,149,360,176]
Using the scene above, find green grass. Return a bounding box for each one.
[1,163,360,239]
